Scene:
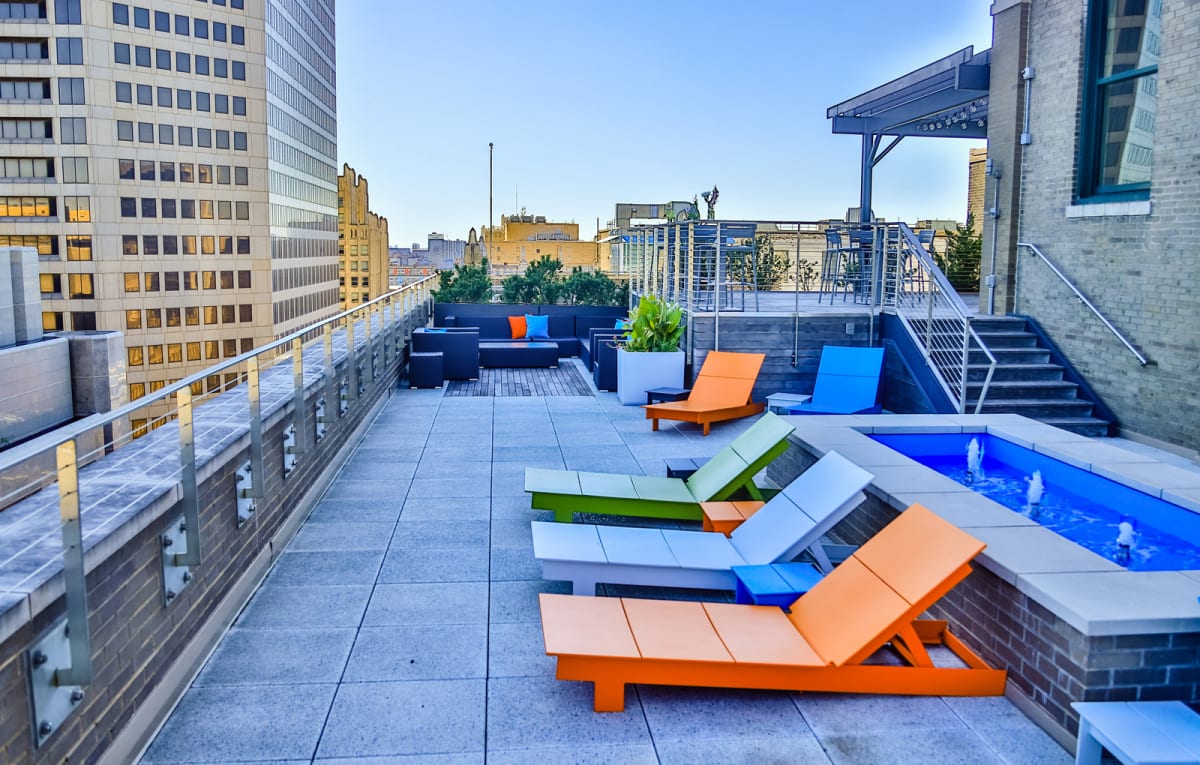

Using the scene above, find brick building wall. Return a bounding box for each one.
[767,440,1200,745]
[997,0,1200,451]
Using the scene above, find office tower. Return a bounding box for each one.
[0,0,338,412]
[337,163,388,310]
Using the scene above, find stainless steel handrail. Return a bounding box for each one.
[1017,242,1149,366]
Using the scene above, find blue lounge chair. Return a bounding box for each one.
[788,346,884,415]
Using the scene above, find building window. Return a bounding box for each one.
[0,196,56,217]
[0,39,50,61]
[122,235,138,254]
[58,78,85,104]
[175,14,188,35]
[63,195,89,221]
[112,3,128,24]
[115,81,132,102]
[1079,0,1159,201]
[154,10,169,32]
[138,121,154,143]
[54,0,82,23]
[125,310,141,330]
[145,309,161,328]
[114,42,130,64]
[117,120,133,141]
[60,117,86,144]
[0,79,51,100]
[43,311,64,331]
[156,48,171,70]
[70,312,96,330]
[66,235,91,260]
[40,273,61,295]
[176,51,190,72]
[56,38,83,65]
[137,83,152,105]
[232,60,245,81]
[157,86,172,108]
[140,159,155,180]
[135,45,150,67]
[123,272,139,292]
[133,5,148,28]
[67,272,92,298]
[141,197,156,217]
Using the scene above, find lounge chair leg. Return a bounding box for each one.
[593,681,626,712]
[702,422,710,436]
[651,419,659,431]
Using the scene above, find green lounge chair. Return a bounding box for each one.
[524,412,795,523]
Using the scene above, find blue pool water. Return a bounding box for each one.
[870,433,1200,571]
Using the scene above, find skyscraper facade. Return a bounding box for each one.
[0,0,337,409]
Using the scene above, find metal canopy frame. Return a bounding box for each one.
[827,46,991,223]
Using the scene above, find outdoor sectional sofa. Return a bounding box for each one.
[433,303,626,360]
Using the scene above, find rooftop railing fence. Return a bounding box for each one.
[623,219,994,413]
[0,276,434,749]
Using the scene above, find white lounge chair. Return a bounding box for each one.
[531,450,873,595]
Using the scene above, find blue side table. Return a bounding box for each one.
[732,563,824,610]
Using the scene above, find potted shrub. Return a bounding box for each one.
[616,296,685,405]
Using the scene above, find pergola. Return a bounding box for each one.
[828,46,990,223]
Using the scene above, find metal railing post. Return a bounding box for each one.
[246,357,264,498]
[346,316,358,404]
[174,386,203,564]
[959,320,972,414]
[54,439,93,686]
[291,338,306,456]
[363,305,375,386]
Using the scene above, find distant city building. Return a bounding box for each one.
[0,0,340,419]
[967,148,987,235]
[480,213,600,275]
[337,164,388,309]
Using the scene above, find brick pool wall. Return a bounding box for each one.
[768,440,1200,742]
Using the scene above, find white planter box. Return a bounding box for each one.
[616,349,685,406]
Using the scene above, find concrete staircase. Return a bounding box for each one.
[964,316,1111,436]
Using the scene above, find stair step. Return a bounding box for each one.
[968,316,1031,333]
[967,380,1081,399]
[1040,417,1112,437]
[970,348,1052,364]
[972,398,1095,418]
[966,363,1065,382]
[971,330,1041,348]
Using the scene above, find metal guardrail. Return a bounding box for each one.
[881,222,996,414]
[1,276,434,743]
[1018,242,1150,367]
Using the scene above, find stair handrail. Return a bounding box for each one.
[1017,242,1149,367]
[888,223,997,414]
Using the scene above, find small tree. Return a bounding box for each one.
[560,268,625,307]
[794,259,818,292]
[933,217,983,291]
[725,235,792,290]
[501,255,564,304]
[433,259,492,303]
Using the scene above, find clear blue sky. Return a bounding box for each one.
[336,1,994,248]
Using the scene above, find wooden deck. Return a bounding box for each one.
[446,362,594,397]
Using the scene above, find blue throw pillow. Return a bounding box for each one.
[525,314,549,339]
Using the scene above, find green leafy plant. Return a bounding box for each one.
[724,234,792,290]
[622,295,683,352]
[560,267,626,307]
[501,255,563,304]
[794,259,817,291]
[932,216,982,292]
[433,259,492,303]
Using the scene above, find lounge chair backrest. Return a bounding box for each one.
[810,346,884,412]
[685,351,765,408]
[785,504,985,667]
[684,413,794,501]
[729,451,872,565]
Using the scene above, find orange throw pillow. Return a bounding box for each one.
[508,315,527,339]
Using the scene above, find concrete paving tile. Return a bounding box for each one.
[487,621,557,678]
[317,756,481,765]
[421,444,494,462]
[654,736,832,765]
[412,460,491,479]
[638,685,811,740]
[287,522,395,552]
[490,545,541,581]
[794,694,964,735]
[321,479,411,501]
[194,628,356,686]
[490,465,527,495]
[342,624,487,681]
[337,459,418,482]
[363,582,488,626]
[492,493,549,520]
[349,446,427,464]
[944,697,1073,764]
[560,447,641,473]
[391,519,490,548]
[316,679,485,759]
[485,745,658,765]
[820,729,1004,764]
[489,579,569,623]
[400,495,490,521]
[266,550,385,586]
[486,675,650,750]
[494,431,562,447]
[407,474,493,498]
[378,546,489,583]
[306,498,404,524]
[235,585,372,629]
[139,684,336,762]
[491,445,564,465]
[490,518,532,547]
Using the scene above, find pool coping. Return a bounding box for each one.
[781,413,1200,637]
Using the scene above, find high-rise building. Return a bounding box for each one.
[337,163,387,309]
[0,0,338,407]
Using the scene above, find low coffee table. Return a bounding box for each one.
[479,341,558,368]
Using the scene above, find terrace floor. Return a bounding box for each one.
[139,359,1071,764]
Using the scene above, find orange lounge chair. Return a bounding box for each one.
[644,351,766,435]
[539,503,1006,712]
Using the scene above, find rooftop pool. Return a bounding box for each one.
[870,432,1200,571]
